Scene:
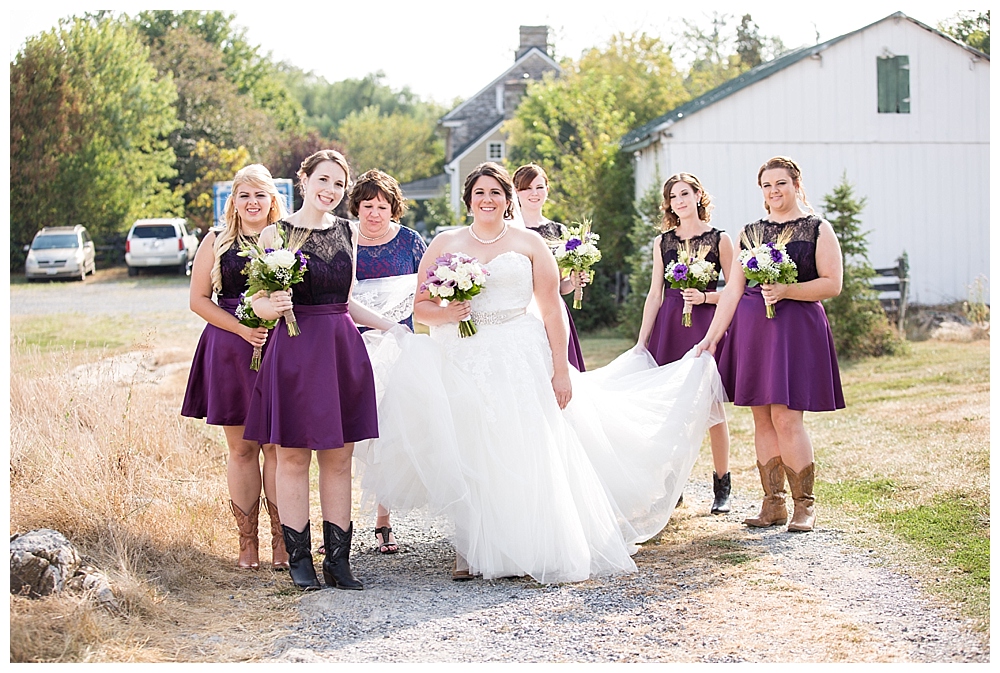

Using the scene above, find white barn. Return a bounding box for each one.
[622,12,990,305]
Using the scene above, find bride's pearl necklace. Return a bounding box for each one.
[469,222,508,245]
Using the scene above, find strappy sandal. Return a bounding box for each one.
[374,526,398,554]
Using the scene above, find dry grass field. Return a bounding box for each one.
[9,304,989,662]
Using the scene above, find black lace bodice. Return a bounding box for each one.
[527,220,567,244]
[280,218,355,305]
[659,228,723,291]
[738,216,822,283]
[218,240,254,299]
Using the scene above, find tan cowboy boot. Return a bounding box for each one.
[263,498,290,569]
[744,456,788,527]
[784,463,817,532]
[230,499,260,569]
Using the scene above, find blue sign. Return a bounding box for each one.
[214,179,295,227]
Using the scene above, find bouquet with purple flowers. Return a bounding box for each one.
[738,226,797,319]
[234,292,278,370]
[664,242,718,327]
[554,218,601,309]
[420,252,489,337]
[239,225,309,336]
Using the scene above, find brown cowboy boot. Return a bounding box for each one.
[263,498,290,569]
[230,499,260,569]
[744,456,788,527]
[784,463,817,532]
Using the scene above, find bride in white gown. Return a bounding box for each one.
[357,163,726,584]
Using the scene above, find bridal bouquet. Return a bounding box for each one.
[420,252,489,338]
[664,243,719,327]
[239,227,309,336]
[739,226,797,319]
[554,218,601,309]
[234,292,278,370]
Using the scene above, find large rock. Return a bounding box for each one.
[10,529,82,597]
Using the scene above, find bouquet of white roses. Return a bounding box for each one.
[234,292,278,370]
[420,252,489,337]
[239,226,309,336]
[739,226,798,319]
[664,242,719,327]
[554,218,601,309]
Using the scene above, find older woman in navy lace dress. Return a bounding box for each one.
[349,169,427,555]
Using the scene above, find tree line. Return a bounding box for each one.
[10,10,446,266]
[10,8,986,344]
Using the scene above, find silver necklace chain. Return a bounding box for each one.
[469,222,509,245]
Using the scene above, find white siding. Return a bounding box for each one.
[634,16,989,304]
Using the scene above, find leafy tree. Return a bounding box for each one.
[735,14,764,68]
[182,140,252,231]
[618,178,665,339]
[506,32,687,329]
[10,15,181,265]
[133,10,304,131]
[277,67,435,138]
[681,13,785,96]
[143,25,277,192]
[939,11,990,55]
[335,106,444,184]
[821,174,903,359]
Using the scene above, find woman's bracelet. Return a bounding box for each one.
[701,289,708,305]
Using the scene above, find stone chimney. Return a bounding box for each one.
[516,25,551,60]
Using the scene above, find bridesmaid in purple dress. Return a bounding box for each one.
[350,169,427,555]
[636,173,734,515]
[244,150,398,591]
[181,164,289,571]
[698,156,845,533]
[512,164,587,371]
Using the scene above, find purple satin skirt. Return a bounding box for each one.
[646,288,722,366]
[181,298,264,426]
[717,287,845,411]
[243,303,378,449]
[566,302,586,372]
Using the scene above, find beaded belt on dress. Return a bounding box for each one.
[469,307,526,325]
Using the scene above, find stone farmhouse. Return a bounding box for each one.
[400,26,561,215]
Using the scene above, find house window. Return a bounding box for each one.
[877,55,910,113]
[488,141,505,161]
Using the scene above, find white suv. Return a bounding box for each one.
[24,225,97,282]
[125,218,200,276]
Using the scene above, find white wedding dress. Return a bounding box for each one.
[357,250,726,584]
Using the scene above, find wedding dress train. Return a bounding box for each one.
[357,251,726,583]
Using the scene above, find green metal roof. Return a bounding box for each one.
[619,12,989,152]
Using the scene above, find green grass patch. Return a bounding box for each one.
[878,494,990,587]
[706,538,757,565]
[579,329,635,369]
[12,313,146,354]
[818,478,901,511]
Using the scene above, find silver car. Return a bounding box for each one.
[125,218,200,276]
[24,225,97,282]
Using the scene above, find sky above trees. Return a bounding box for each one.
[11,2,958,103]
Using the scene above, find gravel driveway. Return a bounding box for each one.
[10,269,192,316]
[270,480,988,663]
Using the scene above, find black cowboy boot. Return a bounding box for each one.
[281,522,321,590]
[322,520,363,590]
[711,472,732,514]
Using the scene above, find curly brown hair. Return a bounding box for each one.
[661,173,713,231]
[462,162,514,219]
[348,169,407,220]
